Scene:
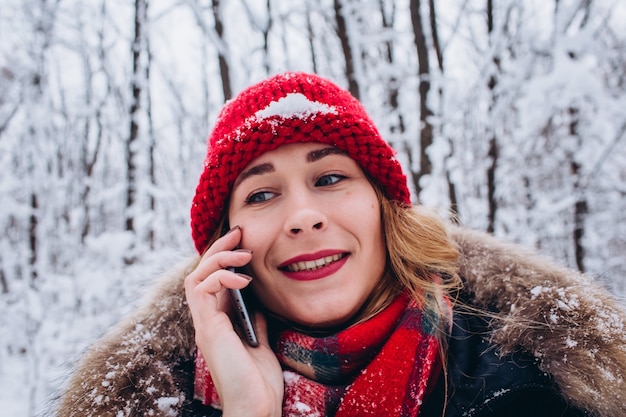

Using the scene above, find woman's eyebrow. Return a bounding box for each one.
[235,162,274,187]
[235,147,345,187]
[307,147,347,162]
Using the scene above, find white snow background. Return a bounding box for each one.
[1,0,625,415]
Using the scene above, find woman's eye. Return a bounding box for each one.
[316,174,346,187]
[246,191,275,204]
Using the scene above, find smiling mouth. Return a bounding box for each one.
[282,253,347,272]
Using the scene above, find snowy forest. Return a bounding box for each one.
[1,0,625,415]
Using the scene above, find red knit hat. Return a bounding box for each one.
[191,72,410,253]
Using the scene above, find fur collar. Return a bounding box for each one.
[56,226,626,417]
[449,226,626,417]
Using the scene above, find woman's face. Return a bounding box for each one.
[228,142,386,328]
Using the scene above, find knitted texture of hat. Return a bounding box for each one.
[190,72,410,253]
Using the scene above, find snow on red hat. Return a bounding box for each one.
[190,72,410,253]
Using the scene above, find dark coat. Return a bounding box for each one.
[54,227,626,417]
[420,308,587,417]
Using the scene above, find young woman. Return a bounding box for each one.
[56,73,626,417]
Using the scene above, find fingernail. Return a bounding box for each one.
[234,249,252,254]
[237,273,253,281]
[225,225,240,235]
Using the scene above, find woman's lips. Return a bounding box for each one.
[279,251,349,281]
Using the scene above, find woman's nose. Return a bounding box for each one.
[289,220,324,235]
[284,199,328,236]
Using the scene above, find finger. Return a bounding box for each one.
[193,268,253,295]
[185,274,250,337]
[201,225,242,259]
[186,249,253,287]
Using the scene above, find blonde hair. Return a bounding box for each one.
[351,187,462,329]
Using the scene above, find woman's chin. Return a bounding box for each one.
[277,307,358,331]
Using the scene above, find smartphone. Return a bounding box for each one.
[227,267,259,347]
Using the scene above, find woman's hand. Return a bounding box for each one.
[184,226,284,417]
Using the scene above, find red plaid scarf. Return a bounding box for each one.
[194,293,442,416]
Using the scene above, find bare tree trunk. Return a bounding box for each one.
[261,0,272,74]
[554,0,590,273]
[379,0,404,137]
[573,180,587,272]
[427,0,458,220]
[146,27,156,249]
[213,0,232,100]
[410,0,434,198]
[29,193,38,280]
[79,4,106,243]
[305,0,319,74]
[428,0,443,72]
[126,0,147,234]
[333,0,359,99]
[241,0,273,74]
[0,266,7,294]
[486,135,498,234]
[80,110,104,243]
[0,67,19,137]
[569,107,587,272]
[486,0,500,233]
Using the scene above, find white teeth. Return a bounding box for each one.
[286,254,343,272]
